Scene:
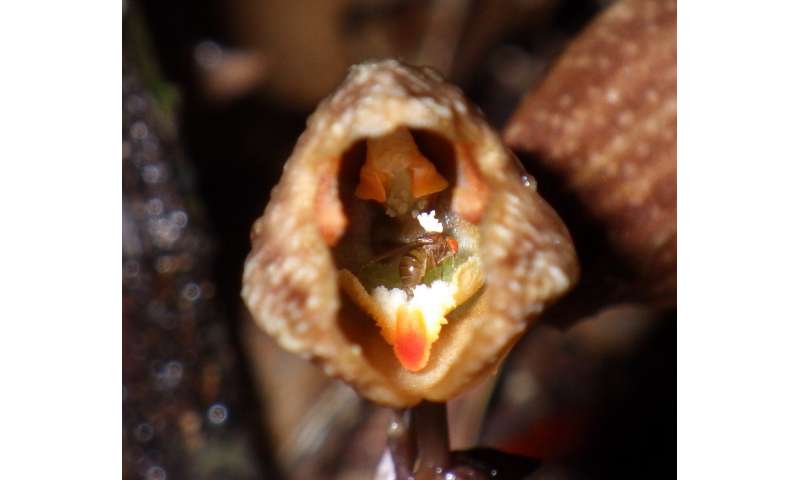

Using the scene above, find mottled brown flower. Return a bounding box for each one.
[504,0,676,304]
[242,60,578,407]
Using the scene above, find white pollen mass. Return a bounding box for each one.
[417,210,443,233]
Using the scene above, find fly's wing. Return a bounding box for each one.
[366,234,437,265]
[366,242,422,265]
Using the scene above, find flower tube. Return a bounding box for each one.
[242,60,578,407]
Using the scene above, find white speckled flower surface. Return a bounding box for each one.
[504,0,676,305]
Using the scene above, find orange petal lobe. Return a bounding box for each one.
[393,308,432,372]
[453,143,489,223]
[354,165,387,202]
[315,158,347,245]
[409,156,449,198]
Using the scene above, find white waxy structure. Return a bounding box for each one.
[417,210,444,233]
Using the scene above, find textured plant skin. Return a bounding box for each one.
[242,60,578,407]
[504,0,676,305]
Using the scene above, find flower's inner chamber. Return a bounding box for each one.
[332,127,484,372]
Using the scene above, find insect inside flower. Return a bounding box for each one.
[334,127,485,372]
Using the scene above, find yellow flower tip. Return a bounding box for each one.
[394,307,435,372]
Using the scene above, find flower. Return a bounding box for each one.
[241,60,579,407]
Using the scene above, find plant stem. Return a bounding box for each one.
[412,401,450,479]
[384,401,450,479]
[387,409,416,480]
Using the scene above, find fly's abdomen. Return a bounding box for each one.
[399,249,429,289]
